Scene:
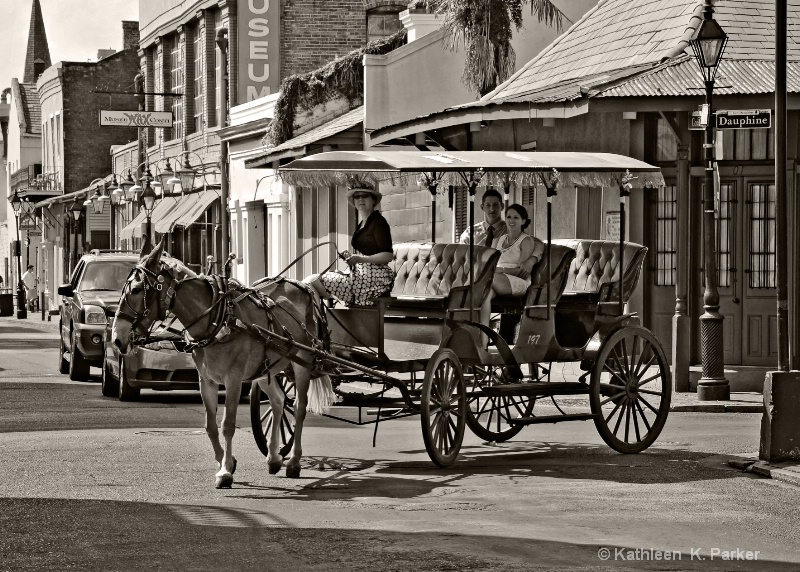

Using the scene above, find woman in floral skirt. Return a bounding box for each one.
[305,181,394,306]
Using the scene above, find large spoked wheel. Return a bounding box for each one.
[250,371,296,459]
[589,326,671,453]
[421,349,466,467]
[464,364,534,442]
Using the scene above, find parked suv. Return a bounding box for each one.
[58,251,139,380]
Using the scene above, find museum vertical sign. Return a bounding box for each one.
[238,0,281,103]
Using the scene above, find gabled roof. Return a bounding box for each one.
[485,0,800,104]
[11,79,41,136]
[23,0,51,84]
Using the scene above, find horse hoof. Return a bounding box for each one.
[268,461,282,475]
[215,473,234,489]
[286,465,301,479]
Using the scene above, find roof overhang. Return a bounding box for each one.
[368,100,589,147]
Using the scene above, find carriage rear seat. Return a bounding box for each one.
[550,239,648,307]
[378,243,500,317]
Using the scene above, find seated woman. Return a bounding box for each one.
[305,181,395,306]
[480,204,544,339]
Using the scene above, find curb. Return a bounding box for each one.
[670,404,764,413]
[727,458,800,487]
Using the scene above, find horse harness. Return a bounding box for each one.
[121,262,331,379]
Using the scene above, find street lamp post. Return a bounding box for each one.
[690,0,730,401]
[69,196,85,273]
[141,179,158,239]
[9,190,27,319]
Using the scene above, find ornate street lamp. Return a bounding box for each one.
[175,154,197,195]
[690,0,729,401]
[141,180,158,240]
[89,180,108,215]
[158,157,176,196]
[9,190,27,319]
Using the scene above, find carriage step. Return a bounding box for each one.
[480,382,589,397]
[509,413,599,425]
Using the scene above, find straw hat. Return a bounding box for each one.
[346,181,382,207]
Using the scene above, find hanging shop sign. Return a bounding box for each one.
[99,110,174,128]
[238,0,281,103]
[715,109,771,130]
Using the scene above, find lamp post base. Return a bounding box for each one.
[697,379,730,401]
[16,287,27,320]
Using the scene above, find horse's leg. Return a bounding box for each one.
[286,357,311,479]
[214,379,242,489]
[254,374,285,474]
[199,377,225,479]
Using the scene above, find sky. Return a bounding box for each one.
[0,0,139,90]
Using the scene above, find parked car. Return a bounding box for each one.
[101,318,199,401]
[58,251,139,380]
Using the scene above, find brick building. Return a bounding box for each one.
[33,22,141,313]
[112,0,410,274]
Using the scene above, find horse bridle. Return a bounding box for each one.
[117,263,179,333]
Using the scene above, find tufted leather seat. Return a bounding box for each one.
[551,239,647,304]
[380,243,500,317]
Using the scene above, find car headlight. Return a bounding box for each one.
[84,305,107,325]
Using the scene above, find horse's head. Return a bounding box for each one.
[112,236,177,354]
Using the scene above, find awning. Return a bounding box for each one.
[245,106,364,169]
[278,150,666,189]
[119,209,147,240]
[172,189,219,229]
[152,197,187,234]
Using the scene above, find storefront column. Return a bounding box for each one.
[244,200,266,283]
[673,140,691,391]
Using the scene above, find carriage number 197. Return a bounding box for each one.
[527,334,541,345]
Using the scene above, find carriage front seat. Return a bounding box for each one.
[377,243,500,318]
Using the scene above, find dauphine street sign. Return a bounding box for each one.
[99,110,174,128]
[716,109,771,130]
[689,109,772,131]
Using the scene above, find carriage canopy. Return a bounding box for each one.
[277,150,665,190]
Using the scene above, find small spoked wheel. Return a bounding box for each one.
[250,370,296,459]
[421,349,466,467]
[464,365,534,442]
[589,326,671,453]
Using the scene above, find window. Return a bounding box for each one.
[212,9,223,128]
[715,183,734,288]
[366,6,405,43]
[193,25,204,133]
[748,183,776,288]
[720,128,775,161]
[655,117,678,162]
[170,35,183,140]
[655,185,677,286]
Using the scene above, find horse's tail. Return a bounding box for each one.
[306,374,335,415]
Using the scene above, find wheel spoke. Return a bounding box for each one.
[604,399,624,425]
[620,339,632,380]
[634,399,653,433]
[638,387,664,398]
[638,394,660,416]
[633,346,656,380]
[637,370,663,387]
[623,401,632,442]
[631,400,642,442]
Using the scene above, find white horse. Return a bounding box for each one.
[111,238,333,487]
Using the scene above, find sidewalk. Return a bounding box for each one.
[0,313,60,334]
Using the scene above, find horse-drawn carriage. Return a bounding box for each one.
[250,151,671,467]
[112,150,670,487]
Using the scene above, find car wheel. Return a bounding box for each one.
[68,329,91,381]
[101,347,120,398]
[58,324,69,374]
[118,356,140,401]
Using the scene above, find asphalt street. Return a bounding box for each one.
[1,317,799,571]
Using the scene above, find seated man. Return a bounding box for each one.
[459,189,507,246]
